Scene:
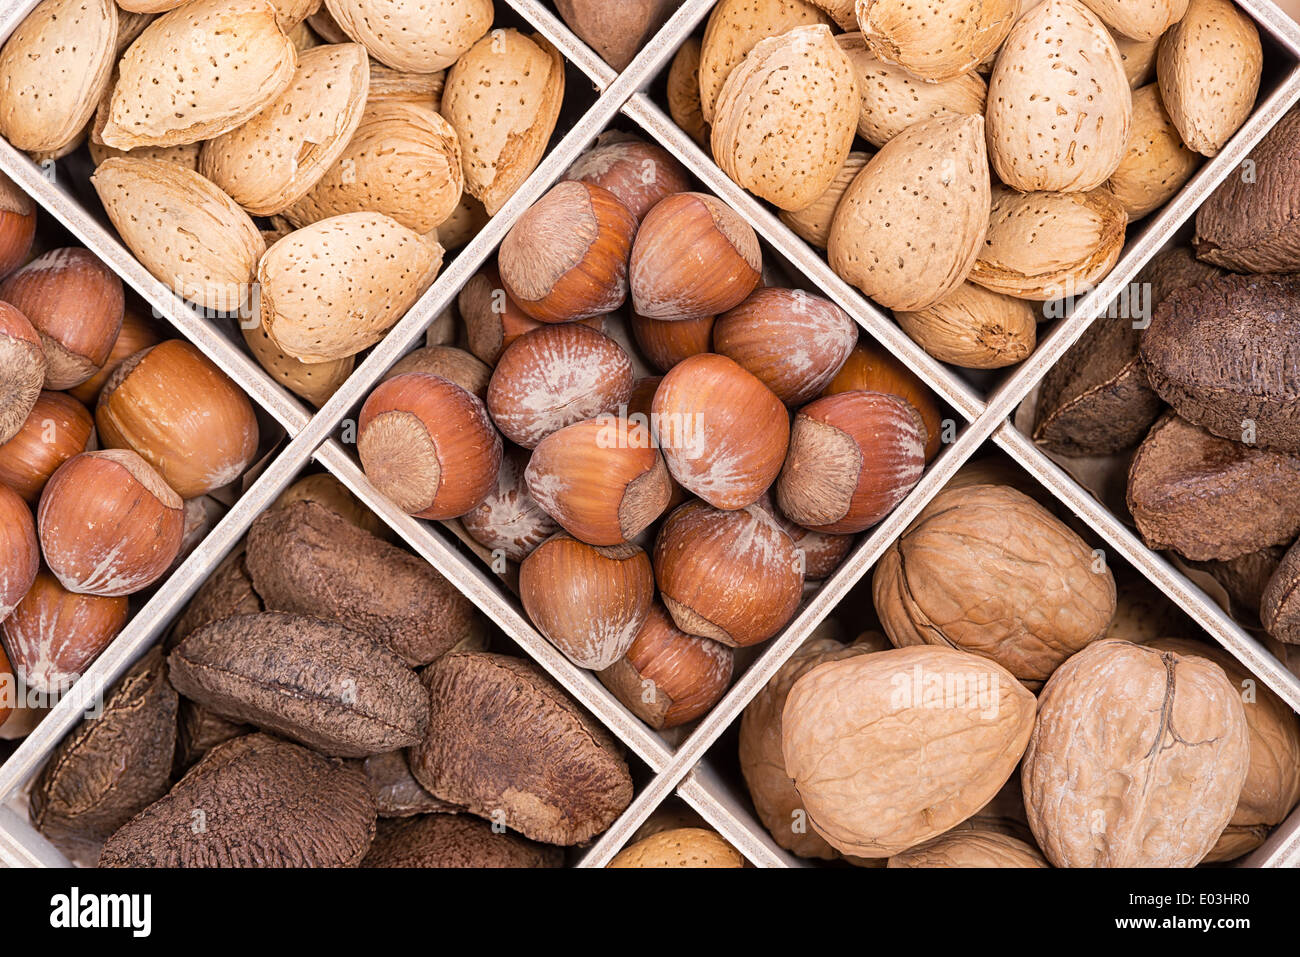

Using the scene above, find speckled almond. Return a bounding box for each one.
[258,211,443,362]
[970,186,1127,301]
[807,0,858,27]
[198,43,370,216]
[608,828,745,868]
[0,0,116,154]
[1081,0,1187,40]
[282,99,463,233]
[367,64,445,111]
[779,151,871,250]
[836,32,986,149]
[101,0,297,150]
[91,158,265,313]
[987,0,1132,193]
[1102,83,1200,221]
[711,26,858,213]
[1157,0,1261,156]
[442,30,565,216]
[1116,32,1159,88]
[411,652,633,845]
[895,282,1036,370]
[827,113,990,312]
[856,0,1017,81]
[667,37,709,147]
[698,0,831,124]
[325,0,492,72]
[241,321,354,407]
[87,71,202,169]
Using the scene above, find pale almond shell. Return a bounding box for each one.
[969,186,1127,301]
[91,158,265,313]
[1115,31,1158,88]
[241,321,355,407]
[101,0,297,150]
[855,0,1017,81]
[259,211,443,362]
[895,282,1037,369]
[667,37,709,148]
[368,64,445,112]
[1081,0,1187,41]
[1102,83,1200,221]
[282,100,463,233]
[87,71,202,170]
[0,0,117,154]
[712,25,859,213]
[827,113,990,312]
[324,0,492,72]
[198,43,370,216]
[779,151,871,250]
[442,30,565,216]
[806,0,858,28]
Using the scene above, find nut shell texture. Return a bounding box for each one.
[363,814,563,868]
[887,829,1048,867]
[856,0,1016,81]
[608,828,744,868]
[325,0,492,71]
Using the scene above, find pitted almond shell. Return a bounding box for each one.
[1102,84,1200,221]
[368,64,446,112]
[325,0,492,72]
[442,29,565,216]
[1157,0,1262,157]
[855,0,1017,81]
[269,0,323,30]
[282,100,463,233]
[970,186,1127,301]
[986,0,1132,193]
[779,151,871,250]
[241,320,355,407]
[827,113,990,312]
[118,0,186,11]
[895,282,1037,370]
[698,0,831,124]
[0,0,117,154]
[88,71,201,169]
[667,37,709,147]
[198,43,370,216]
[836,32,986,148]
[1115,31,1158,89]
[806,0,858,27]
[91,158,265,314]
[259,211,443,362]
[101,0,297,150]
[712,25,858,213]
[1080,0,1187,41]
[116,10,156,54]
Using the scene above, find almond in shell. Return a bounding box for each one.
[0,0,116,154]
[697,0,831,124]
[1102,83,1200,221]
[91,158,265,313]
[442,30,565,216]
[240,321,354,407]
[855,0,1017,81]
[711,26,859,213]
[828,113,990,312]
[969,186,1127,301]
[87,72,202,170]
[282,100,463,233]
[667,37,709,147]
[1115,32,1158,88]
[779,151,871,250]
[198,43,370,216]
[1157,0,1261,156]
[986,0,1132,193]
[1080,0,1187,40]
[101,0,297,150]
[259,211,443,362]
[325,0,492,72]
[895,282,1036,369]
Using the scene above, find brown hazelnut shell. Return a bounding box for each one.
[66,306,162,406]
[563,131,692,221]
[0,390,95,504]
[460,444,559,562]
[823,341,944,461]
[0,301,45,445]
[0,483,38,620]
[629,312,715,372]
[0,171,36,280]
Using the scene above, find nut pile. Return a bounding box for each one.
[0,189,263,704]
[29,477,633,867]
[354,138,941,730]
[741,471,1300,866]
[669,0,1263,369]
[0,0,570,409]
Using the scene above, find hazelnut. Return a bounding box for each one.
[38,449,185,597]
[0,301,45,445]
[629,312,715,373]
[66,306,162,406]
[630,192,762,320]
[596,602,734,729]
[824,341,944,461]
[0,248,124,389]
[627,375,661,419]
[525,415,673,546]
[713,288,858,405]
[385,345,491,399]
[777,391,927,534]
[96,340,261,499]
[357,372,502,520]
[653,499,804,647]
[519,533,654,670]
[0,171,36,280]
[1,569,128,693]
[773,508,855,580]
[563,131,692,221]
[486,323,635,449]
[651,353,789,510]
[0,483,38,621]
[458,264,546,365]
[498,181,638,324]
[0,390,95,504]
[461,445,559,562]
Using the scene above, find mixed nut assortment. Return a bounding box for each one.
[0,0,1296,872]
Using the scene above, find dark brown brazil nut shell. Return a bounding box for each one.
[363,750,459,817]
[1262,538,1300,644]
[168,546,262,648]
[411,652,633,845]
[168,612,429,758]
[245,500,482,666]
[174,698,250,774]
[362,814,564,867]
[99,733,377,868]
